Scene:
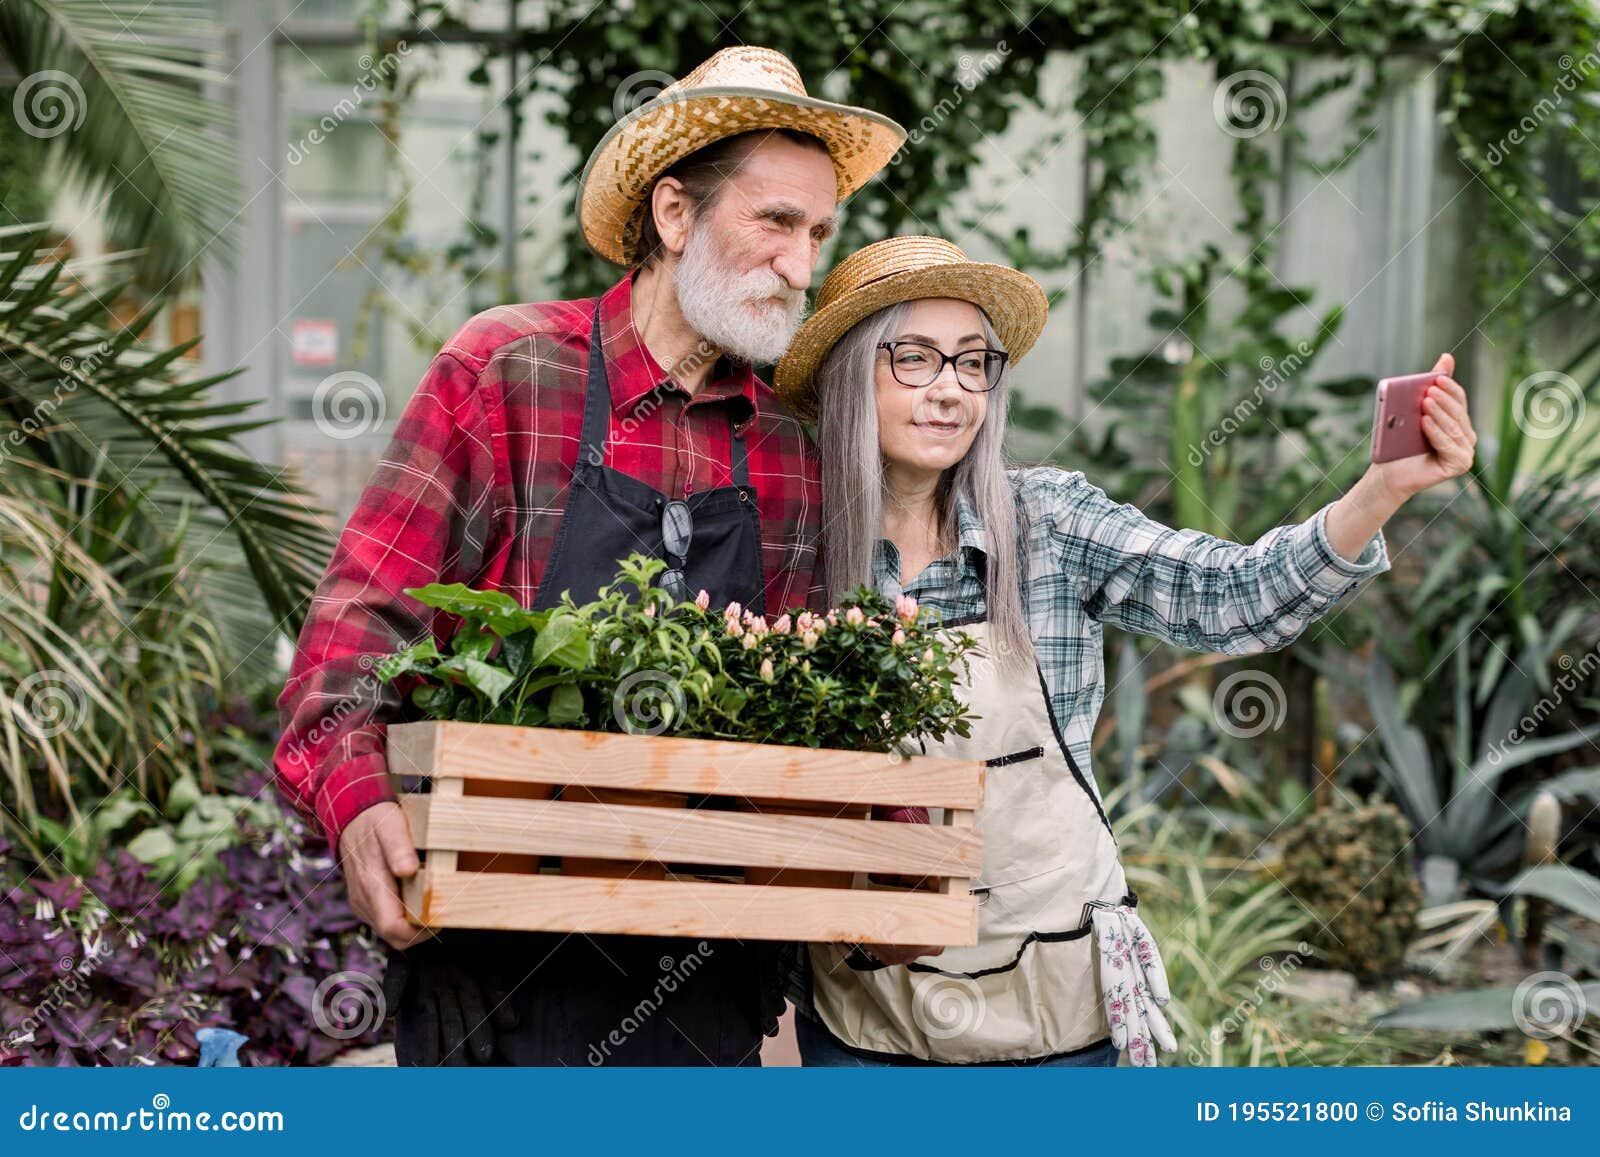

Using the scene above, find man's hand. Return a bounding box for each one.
[339,801,433,949]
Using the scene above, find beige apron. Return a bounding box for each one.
[809,619,1141,1063]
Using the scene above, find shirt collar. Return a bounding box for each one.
[871,488,990,598]
[596,272,759,429]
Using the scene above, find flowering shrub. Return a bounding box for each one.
[381,554,979,751]
[0,784,387,1067]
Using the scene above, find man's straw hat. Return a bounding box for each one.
[578,47,906,267]
[774,236,1050,421]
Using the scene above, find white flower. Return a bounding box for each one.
[845,606,865,626]
[772,613,792,634]
[760,658,775,683]
[741,633,759,650]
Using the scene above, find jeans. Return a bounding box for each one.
[795,1012,1121,1067]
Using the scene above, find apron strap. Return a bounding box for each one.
[729,412,750,489]
[578,304,612,468]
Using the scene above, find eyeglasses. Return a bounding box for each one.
[877,341,1009,392]
[660,499,691,602]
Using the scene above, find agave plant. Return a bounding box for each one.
[1365,651,1600,906]
[0,223,333,862]
[0,0,239,288]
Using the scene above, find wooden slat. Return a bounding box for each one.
[407,870,979,945]
[390,721,983,809]
[415,794,982,877]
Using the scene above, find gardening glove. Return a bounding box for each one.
[386,935,520,1066]
[1092,904,1176,1068]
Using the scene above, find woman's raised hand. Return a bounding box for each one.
[1372,352,1478,501]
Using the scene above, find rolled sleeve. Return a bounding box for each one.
[1290,501,1391,599]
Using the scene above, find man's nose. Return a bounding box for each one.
[771,234,816,291]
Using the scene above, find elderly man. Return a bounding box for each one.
[274,47,904,1066]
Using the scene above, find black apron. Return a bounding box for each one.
[394,305,776,1066]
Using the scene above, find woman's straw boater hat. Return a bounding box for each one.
[578,47,906,267]
[774,235,1051,420]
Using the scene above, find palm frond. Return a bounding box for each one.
[0,0,240,288]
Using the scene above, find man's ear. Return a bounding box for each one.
[651,177,693,259]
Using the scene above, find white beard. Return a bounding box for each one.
[673,224,807,365]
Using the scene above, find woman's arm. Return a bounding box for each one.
[1038,353,1475,656]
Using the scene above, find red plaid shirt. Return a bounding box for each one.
[274,272,824,850]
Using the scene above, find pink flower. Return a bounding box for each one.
[695,589,711,611]
[922,648,935,665]
[801,631,819,651]
[725,618,743,638]
[845,606,865,626]
[760,658,775,683]
[772,613,792,634]
[891,627,906,646]
[741,633,758,650]
[749,615,768,636]
[644,603,657,618]
[725,601,742,620]
[796,611,814,632]
[896,594,919,623]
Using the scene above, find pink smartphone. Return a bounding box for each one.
[1370,372,1435,463]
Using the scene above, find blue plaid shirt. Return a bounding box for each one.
[785,465,1391,1024]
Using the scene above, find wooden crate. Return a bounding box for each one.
[388,720,985,946]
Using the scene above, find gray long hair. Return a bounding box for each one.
[816,301,1034,672]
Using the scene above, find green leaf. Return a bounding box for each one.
[1502,865,1600,924]
[403,583,541,637]
[126,828,180,865]
[453,627,496,662]
[547,682,586,726]
[377,638,441,682]
[531,612,594,670]
[436,656,516,706]
[1378,982,1600,1031]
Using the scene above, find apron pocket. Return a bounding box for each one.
[812,926,1110,1064]
[975,746,1073,888]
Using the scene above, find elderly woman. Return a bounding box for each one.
[770,236,1477,1067]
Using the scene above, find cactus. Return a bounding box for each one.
[1277,794,1423,980]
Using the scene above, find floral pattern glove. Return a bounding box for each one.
[1091,905,1177,1067]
